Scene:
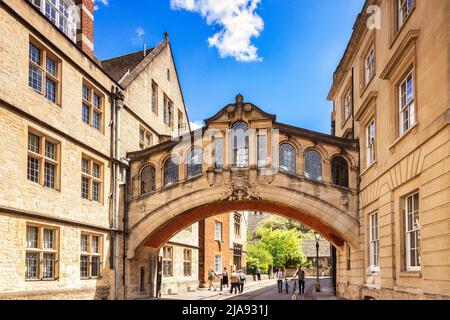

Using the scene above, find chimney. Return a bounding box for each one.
[75,0,95,58]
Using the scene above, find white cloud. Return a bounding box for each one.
[170,0,264,62]
[131,27,146,45]
[190,121,204,131]
[94,0,109,11]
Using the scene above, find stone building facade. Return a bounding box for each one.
[328,0,450,299]
[198,212,247,287]
[0,0,193,299]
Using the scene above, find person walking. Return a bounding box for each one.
[293,267,306,295]
[283,277,290,294]
[276,268,284,294]
[238,270,246,293]
[208,267,219,291]
[256,267,261,282]
[222,267,229,289]
[230,268,239,294]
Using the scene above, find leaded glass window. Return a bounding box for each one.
[331,156,349,188]
[141,166,156,195]
[304,150,323,181]
[279,144,296,174]
[164,157,179,186]
[186,148,203,178]
[231,122,249,168]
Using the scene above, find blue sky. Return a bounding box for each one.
[94,0,365,134]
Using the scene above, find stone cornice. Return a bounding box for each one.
[355,91,378,121]
[327,0,380,101]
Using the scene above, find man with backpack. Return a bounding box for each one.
[237,270,246,293]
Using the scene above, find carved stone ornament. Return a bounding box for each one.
[137,203,146,213]
[207,169,215,187]
[340,195,349,206]
[222,170,259,201]
[265,174,274,185]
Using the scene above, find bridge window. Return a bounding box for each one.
[279,144,296,174]
[164,157,179,186]
[186,148,203,178]
[140,165,156,195]
[257,135,267,168]
[215,138,224,169]
[304,150,323,182]
[231,122,249,168]
[331,156,349,188]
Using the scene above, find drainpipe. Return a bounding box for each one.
[351,67,363,299]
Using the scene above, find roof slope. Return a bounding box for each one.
[101,49,154,83]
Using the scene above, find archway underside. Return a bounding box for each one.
[142,200,347,250]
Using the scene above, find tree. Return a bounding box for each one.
[255,227,307,268]
[258,216,315,239]
[246,242,273,273]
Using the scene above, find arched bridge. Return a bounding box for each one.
[125,95,360,260]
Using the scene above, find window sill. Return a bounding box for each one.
[389,123,418,152]
[360,161,378,176]
[399,271,421,278]
[360,75,375,98]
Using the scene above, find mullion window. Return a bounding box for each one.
[82,84,103,132]
[27,132,59,189]
[81,157,103,203]
[29,41,60,104]
[80,233,102,279]
[26,225,58,280]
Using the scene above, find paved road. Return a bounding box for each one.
[205,278,318,301]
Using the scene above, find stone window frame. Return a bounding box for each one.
[82,80,105,133]
[80,232,103,280]
[81,154,104,204]
[214,254,223,274]
[163,94,174,129]
[231,121,250,168]
[234,213,241,238]
[346,244,351,271]
[303,148,323,182]
[279,143,297,175]
[398,69,416,137]
[140,165,156,196]
[183,249,192,277]
[214,137,224,169]
[163,156,180,187]
[388,0,416,48]
[369,211,379,270]
[151,80,158,115]
[360,31,376,95]
[401,191,421,272]
[27,128,61,191]
[366,119,376,168]
[162,246,173,277]
[186,147,203,180]
[25,223,60,281]
[341,84,353,128]
[330,156,349,188]
[257,130,268,168]
[139,126,154,150]
[28,37,62,106]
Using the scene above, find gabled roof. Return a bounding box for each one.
[101,48,155,83]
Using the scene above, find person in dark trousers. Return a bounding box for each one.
[230,269,239,294]
[293,267,306,295]
[275,268,284,294]
[222,267,229,289]
[238,270,246,293]
[256,267,261,281]
[283,277,290,294]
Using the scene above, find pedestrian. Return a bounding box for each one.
[208,267,219,291]
[230,268,239,294]
[238,270,246,293]
[293,266,306,295]
[276,268,284,294]
[256,267,261,282]
[222,267,229,288]
[283,277,289,294]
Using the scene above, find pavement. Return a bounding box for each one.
[148,277,343,301]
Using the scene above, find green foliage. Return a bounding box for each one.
[258,216,315,239]
[246,242,273,273]
[254,227,307,268]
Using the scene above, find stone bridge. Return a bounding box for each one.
[125,95,360,264]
